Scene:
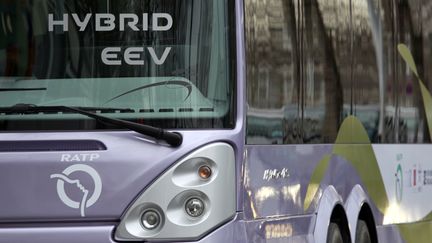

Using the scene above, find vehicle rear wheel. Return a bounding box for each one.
[327,222,344,243]
[355,220,371,243]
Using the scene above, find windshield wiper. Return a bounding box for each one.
[0,104,183,147]
[0,88,47,91]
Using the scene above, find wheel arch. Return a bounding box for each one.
[313,186,351,243]
[345,185,378,243]
[358,203,378,243]
[330,204,351,243]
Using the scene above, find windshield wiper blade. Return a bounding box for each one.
[0,88,47,91]
[1,104,183,147]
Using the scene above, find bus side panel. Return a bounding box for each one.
[244,144,382,220]
[243,144,386,242]
[244,144,331,219]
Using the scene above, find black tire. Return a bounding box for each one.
[327,222,344,243]
[355,220,372,243]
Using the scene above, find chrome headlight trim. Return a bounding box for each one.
[115,143,236,241]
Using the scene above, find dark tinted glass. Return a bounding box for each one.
[245,0,430,144]
[0,0,235,130]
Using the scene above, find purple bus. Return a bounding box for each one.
[1,0,432,242]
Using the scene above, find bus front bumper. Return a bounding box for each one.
[0,213,314,242]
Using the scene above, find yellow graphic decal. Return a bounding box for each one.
[398,220,432,243]
[396,44,432,243]
[303,44,432,242]
[332,116,388,213]
[303,116,388,213]
[303,155,331,210]
[398,44,432,139]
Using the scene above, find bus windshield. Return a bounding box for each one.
[0,0,235,130]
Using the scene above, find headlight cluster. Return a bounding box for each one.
[115,143,236,241]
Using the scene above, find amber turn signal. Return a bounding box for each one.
[198,165,212,179]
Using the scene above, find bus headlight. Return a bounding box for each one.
[141,210,161,230]
[185,197,205,218]
[114,143,236,241]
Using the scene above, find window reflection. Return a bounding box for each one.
[246,0,430,144]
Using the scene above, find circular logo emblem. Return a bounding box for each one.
[395,164,403,203]
[50,164,102,217]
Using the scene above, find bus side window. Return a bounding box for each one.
[245,0,349,144]
[350,0,381,143]
[245,0,302,145]
[245,0,432,145]
[379,1,428,144]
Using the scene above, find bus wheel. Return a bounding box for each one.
[355,220,371,243]
[327,222,343,243]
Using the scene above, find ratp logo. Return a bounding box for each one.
[50,164,102,217]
